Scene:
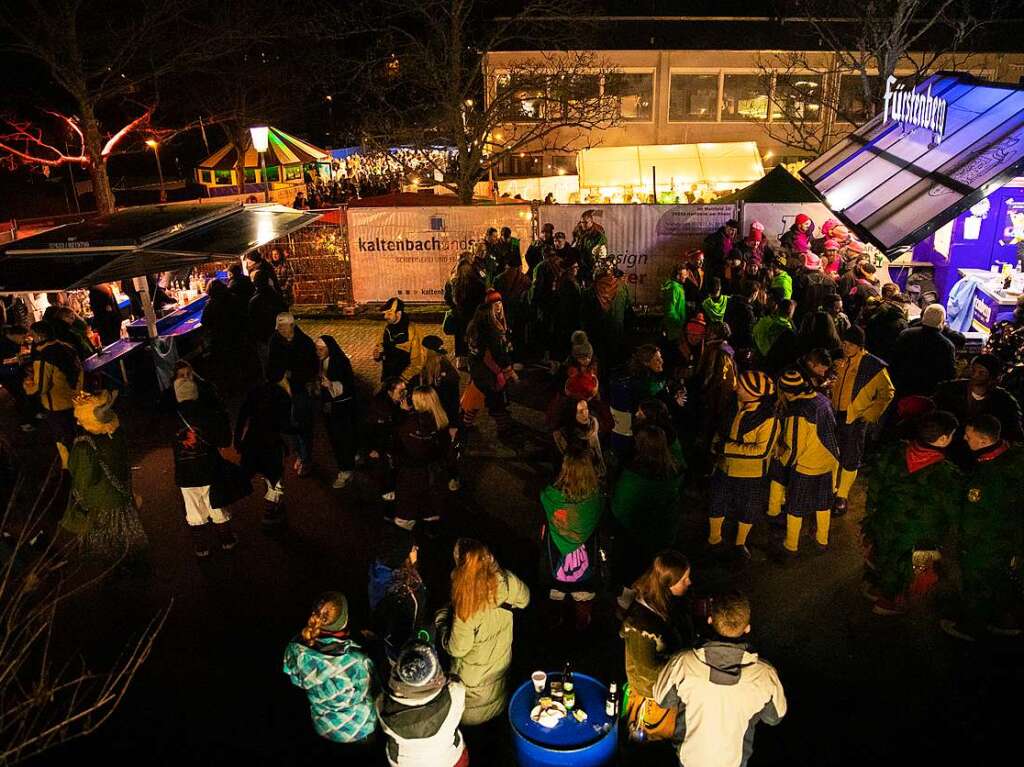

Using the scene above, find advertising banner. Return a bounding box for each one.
[534,203,737,305]
[347,206,532,303]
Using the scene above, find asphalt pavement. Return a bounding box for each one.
[4,317,1019,766]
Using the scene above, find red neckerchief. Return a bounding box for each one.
[974,440,1009,463]
[905,441,946,473]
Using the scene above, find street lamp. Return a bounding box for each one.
[250,125,270,203]
[145,139,166,202]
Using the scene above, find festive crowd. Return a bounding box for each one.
[2,208,1023,767]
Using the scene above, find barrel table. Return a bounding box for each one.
[508,672,617,767]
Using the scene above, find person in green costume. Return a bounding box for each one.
[701,277,729,325]
[941,415,1024,640]
[62,390,148,567]
[611,423,684,606]
[540,445,605,631]
[661,263,688,343]
[862,410,961,616]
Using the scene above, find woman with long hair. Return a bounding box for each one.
[540,445,604,631]
[417,335,463,490]
[619,551,694,742]
[611,424,684,605]
[394,386,451,532]
[282,592,378,750]
[315,335,358,489]
[439,538,530,726]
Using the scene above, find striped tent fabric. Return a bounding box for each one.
[197,127,330,171]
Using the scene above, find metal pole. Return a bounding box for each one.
[652,166,657,202]
[152,146,166,202]
[132,276,159,340]
[260,151,270,203]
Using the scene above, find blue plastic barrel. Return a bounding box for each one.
[508,672,618,767]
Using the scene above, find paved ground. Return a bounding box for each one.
[4,317,1019,766]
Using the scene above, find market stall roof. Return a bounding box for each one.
[577,142,764,189]
[197,127,330,171]
[717,166,819,203]
[0,203,320,291]
[800,72,1024,252]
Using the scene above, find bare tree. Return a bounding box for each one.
[757,1,993,154]
[0,447,170,764]
[0,0,231,213]
[353,0,619,203]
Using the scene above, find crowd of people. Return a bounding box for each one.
[3,206,1024,767]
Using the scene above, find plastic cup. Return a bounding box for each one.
[531,671,547,693]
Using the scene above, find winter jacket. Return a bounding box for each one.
[382,314,426,382]
[717,400,779,478]
[370,565,429,664]
[702,294,729,325]
[751,315,793,358]
[61,429,133,536]
[366,390,407,456]
[777,391,840,478]
[890,326,956,398]
[769,271,792,300]
[793,269,835,317]
[831,349,895,425]
[661,280,687,340]
[248,288,287,344]
[283,634,377,743]
[703,227,735,282]
[267,326,319,387]
[621,597,694,699]
[934,380,1024,444]
[377,681,466,767]
[23,339,83,412]
[863,441,962,596]
[959,443,1024,572]
[441,571,530,725]
[611,465,683,561]
[654,639,787,767]
[724,295,757,350]
[864,301,908,365]
[174,398,230,488]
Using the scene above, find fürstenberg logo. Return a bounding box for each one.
[883,76,948,142]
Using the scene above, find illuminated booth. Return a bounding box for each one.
[196,128,332,196]
[800,72,1024,334]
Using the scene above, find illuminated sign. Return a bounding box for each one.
[883,75,948,141]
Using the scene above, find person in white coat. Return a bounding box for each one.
[376,641,469,767]
[653,591,787,767]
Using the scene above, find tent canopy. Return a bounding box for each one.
[0,203,320,291]
[717,166,819,203]
[800,72,1024,251]
[577,142,765,189]
[198,127,330,171]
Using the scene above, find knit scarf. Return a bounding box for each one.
[904,441,946,474]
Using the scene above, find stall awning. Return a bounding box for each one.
[800,72,1024,251]
[577,142,765,189]
[0,203,320,291]
[197,127,330,171]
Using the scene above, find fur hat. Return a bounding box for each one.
[571,330,593,360]
[73,389,120,434]
[921,303,946,329]
[738,370,774,399]
[389,641,445,701]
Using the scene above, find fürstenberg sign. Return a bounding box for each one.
[882,75,948,141]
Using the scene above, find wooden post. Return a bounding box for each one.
[132,276,159,340]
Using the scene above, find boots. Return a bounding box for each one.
[214,520,238,551]
[190,524,211,558]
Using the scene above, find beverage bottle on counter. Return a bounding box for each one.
[605,682,618,718]
[563,662,575,711]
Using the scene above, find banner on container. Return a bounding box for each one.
[535,204,736,305]
[347,206,532,303]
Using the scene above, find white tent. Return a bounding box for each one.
[577,141,765,195]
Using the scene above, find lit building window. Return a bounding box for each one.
[605,72,654,121]
[837,74,881,123]
[669,74,719,121]
[771,75,822,122]
[722,74,769,122]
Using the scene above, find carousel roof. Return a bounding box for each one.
[197,127,330,171]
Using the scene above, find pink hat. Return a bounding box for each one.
[831,224,850,240]
[795,213,812,227]
[845,239,864,254]
[821,219,838,236]
[803,252,822,270]
[824,238,840,251]
[750,221,765,231]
